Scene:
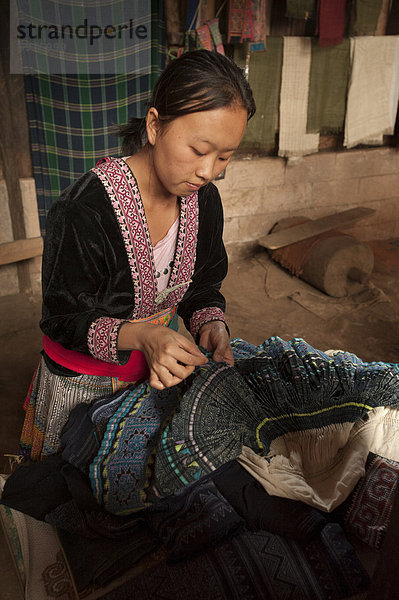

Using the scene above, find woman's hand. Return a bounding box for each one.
[118,322,208,390]
[198,321,234,366]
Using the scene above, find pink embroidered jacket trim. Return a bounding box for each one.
[87,316,123,364]
[190,307,227,338]
[89,157,199,363]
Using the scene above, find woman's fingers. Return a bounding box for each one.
[198,322,234,366]
[150,364,194,389]
[214,342,234,365]
[154,360,195,384]
[149,374,165,390]
[139,326,210,389]
[172,345,208,367]
[174,337,208,365]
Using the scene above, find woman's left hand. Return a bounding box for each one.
[198,321,234,366]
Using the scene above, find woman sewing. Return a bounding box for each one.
[20,49,256,460]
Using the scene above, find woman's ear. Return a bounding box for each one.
[146,107,160,146]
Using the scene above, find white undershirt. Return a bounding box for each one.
[153,217,179,293]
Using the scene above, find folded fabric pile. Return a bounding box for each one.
[2,335,399,598]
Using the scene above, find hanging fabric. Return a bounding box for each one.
[285,0,317,20]
[20,0,166,234]
[249,0,268,51]
[207,18,225,54]
[237,38,283,151]
[228,0,254,43]
[350,0,384,35]
[317,0,347,47]
[196,23,214,49]
[278,37,319,157]
[307,39,350,134]
[344,36,399,149]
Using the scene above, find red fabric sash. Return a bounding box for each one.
[43,307,177,382]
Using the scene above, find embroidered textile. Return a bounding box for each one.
[92,158,198,320]
[147,476,244,561]
[0,475,76,600]
[251,0,268,46]
[207,18,225,54]
[39,167,226,369]
[345,454,399,549]
[189,306,227,337]
[153,337,399,500]
[103,524,369,600]
[228,0,254,43]
[195,24,213,50]
[90,383,182,514]
[20,358,130,460]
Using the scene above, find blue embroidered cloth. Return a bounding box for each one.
[84,337,399,515]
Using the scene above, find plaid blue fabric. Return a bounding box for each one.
[21,1,165,234]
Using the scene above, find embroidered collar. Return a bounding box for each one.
[92,157,199,319]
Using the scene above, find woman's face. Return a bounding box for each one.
[146,104,248,198]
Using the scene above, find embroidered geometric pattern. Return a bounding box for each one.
[153,337,399,497]
[345,455,399,549]
[42,551,76,599]
[89,382,181,514]
[92,157,199,320]
[87,316,123,364]
[93,158,155,320]
[190,306,227,337]
[103,525,369,599]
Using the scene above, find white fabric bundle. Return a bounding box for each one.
[238,406,399,512]
[345,36,399,148]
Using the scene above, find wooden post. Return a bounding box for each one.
[0,0,34,292]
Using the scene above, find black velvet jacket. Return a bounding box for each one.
[40,158,228,368]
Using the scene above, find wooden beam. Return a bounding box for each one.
[258,207,376,250]
[0,237,43,266]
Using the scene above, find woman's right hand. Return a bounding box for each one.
[118,322,208,390]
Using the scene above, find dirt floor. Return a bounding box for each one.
[0,240,399,598]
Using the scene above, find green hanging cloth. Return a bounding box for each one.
[235,38,283,151]
[285,0,317,20]
[307,39,350,134]
[350,0,384,35]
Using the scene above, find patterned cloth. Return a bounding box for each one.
[345,454,399,549]
[102,524,369,600]
[81,336,399,515]
[146,475,244,561]
[90,382,182,514]
[20,358,131,460]
[22,0,165,234]
[228,0,254,43]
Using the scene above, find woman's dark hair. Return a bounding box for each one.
[119,49,256,155]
